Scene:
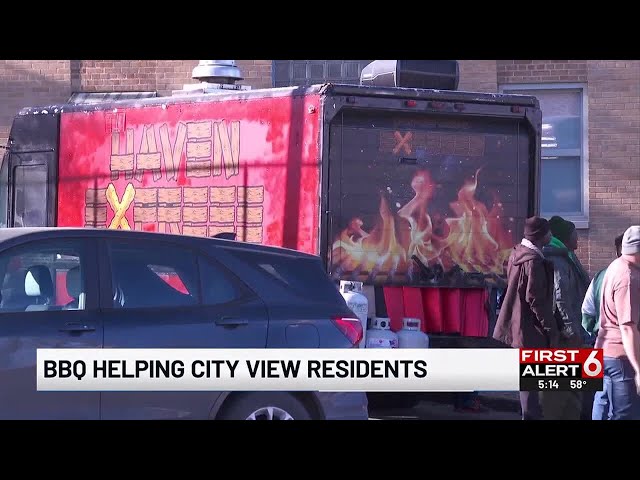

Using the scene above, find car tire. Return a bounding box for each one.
[218,393,313,420]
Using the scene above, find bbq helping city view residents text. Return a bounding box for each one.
[44,358,428,380]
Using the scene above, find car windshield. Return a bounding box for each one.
[0,152,8,228]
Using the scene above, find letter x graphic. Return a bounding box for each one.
[106,183,135,230]
[393,131,412,155]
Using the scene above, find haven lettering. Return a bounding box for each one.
[109,119,241,182]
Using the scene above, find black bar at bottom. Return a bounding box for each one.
[520,377,603,392]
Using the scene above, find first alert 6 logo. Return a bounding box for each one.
[519,348,604,379]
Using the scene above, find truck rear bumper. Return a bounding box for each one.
[426,334,508,349]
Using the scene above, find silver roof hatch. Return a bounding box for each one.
[173,61,251,96]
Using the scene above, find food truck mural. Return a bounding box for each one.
[56,95,322,256]
[328,114,526,287]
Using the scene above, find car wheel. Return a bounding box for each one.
[218,393,313,420]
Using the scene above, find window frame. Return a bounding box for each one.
[0,151,9,228]
[197,254,252,307]
[499,82,590,228]
[12,163,49,228]
[0,236,98,313]
[271,60,373,87]
[99,238,252,312]
[103,238,202,311]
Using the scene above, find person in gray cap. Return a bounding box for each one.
[593,225,640,420]
[584,233,624,421]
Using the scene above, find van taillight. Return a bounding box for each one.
[331,317,363,347]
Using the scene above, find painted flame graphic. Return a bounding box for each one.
[330,168,514,284]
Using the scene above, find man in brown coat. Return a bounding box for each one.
[493,216,557,420]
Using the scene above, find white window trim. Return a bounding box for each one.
[499,83,589,229]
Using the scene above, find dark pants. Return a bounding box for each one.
[519,391,543,420]
[542,391,581,420]
[581,390,597,420]
[592,356,640,420]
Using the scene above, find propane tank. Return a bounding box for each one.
[365,317,399,349]
[397,317,430,349]
[339,280,369,348]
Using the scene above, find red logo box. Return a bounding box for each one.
[520,348,604,379]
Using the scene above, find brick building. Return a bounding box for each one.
[0,60,638,275]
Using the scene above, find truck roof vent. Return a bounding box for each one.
[360,60,459,90]
[172,60,251,96]
[192,60,243,84]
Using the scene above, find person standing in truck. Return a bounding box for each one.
[585,233,624,420]
[493,216,557,420]
[542,216,590,420]
[593,226,640,420]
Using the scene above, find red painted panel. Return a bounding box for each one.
[55,271,73,305]
[460,288,489,337]
[401,287,426,330]
[441,289,462,333]
[381,286,488,337]
[382,286,405,332]
[421,288,444,333]
[57,94,322,255]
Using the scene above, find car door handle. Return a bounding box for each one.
[59,323,96,333]
[215,317,249,327]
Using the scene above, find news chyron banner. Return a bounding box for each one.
[36,348,603,393]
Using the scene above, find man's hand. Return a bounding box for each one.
[620,322,640,393]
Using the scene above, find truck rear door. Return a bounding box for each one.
[324,94,539,289]
[3,111,60,228]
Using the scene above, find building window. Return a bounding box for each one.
[500,83,589,227]
[272,60,373,87]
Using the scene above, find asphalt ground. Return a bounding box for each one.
[368,392,522,420]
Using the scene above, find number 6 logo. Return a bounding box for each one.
[583,350,603,377]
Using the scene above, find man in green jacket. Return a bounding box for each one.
[545,216,591,346]
[582,234,624,342]
[543,217,591,420]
